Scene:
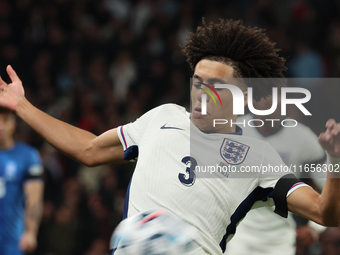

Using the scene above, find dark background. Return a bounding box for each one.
[0,0,339,254]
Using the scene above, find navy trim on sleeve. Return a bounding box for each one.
[273,173,300,218]
[123,145,138,161]
[123,179,132,219]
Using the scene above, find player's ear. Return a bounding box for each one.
[243,90,248,107]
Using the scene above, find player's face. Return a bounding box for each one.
[0,112,16,143]
[191,59,245,133]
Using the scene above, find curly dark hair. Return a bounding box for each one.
[182,19,287,101]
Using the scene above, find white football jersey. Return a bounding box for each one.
[226,114,326,255]
[116,104,306,255]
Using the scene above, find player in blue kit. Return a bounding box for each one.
[0,19,339,254]
[0,108,44,255]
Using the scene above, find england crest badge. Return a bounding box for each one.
[220,139,250,165]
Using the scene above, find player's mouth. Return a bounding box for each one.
[193,107,206,117]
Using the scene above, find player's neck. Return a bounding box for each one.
[0,137,14,150]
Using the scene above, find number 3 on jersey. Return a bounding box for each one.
[178,156,197,186]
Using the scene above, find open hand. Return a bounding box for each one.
[318,119,340,158]
[0,65,25,112]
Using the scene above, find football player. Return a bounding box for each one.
[0,19,339,255]
[0,108,44,255]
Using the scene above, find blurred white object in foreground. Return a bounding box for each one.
[110,210,196,255]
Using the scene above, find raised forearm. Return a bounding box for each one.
[25,198,43,236]
[318,181,340,226]
[24,181,44,237]
[0,67,124,166]
[288,120,340,227]
[16,98,97,166]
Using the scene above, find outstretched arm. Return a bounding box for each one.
[0,66,125,166]
[287,119,340,226]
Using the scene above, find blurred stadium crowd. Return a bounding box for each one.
[0,0,340,254]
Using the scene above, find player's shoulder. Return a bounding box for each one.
[143,103,189,119]
[153,103,188,114]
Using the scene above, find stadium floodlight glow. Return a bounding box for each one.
[200,84,312,116]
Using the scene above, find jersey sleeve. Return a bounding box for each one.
[24,148,43,181]
[257,143,310,218]
[117,106,163,161]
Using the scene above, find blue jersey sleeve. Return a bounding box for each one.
[24,148,43,181]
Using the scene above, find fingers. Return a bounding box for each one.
[319,130,333,143]
[0,76,7,87]
[326,119,336,129]
[19,237,36,252]
[318,132,334,151]
[323,120,340,140]
[319,120,340,157]
[331,123,340,136]
[6,65,20,83]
